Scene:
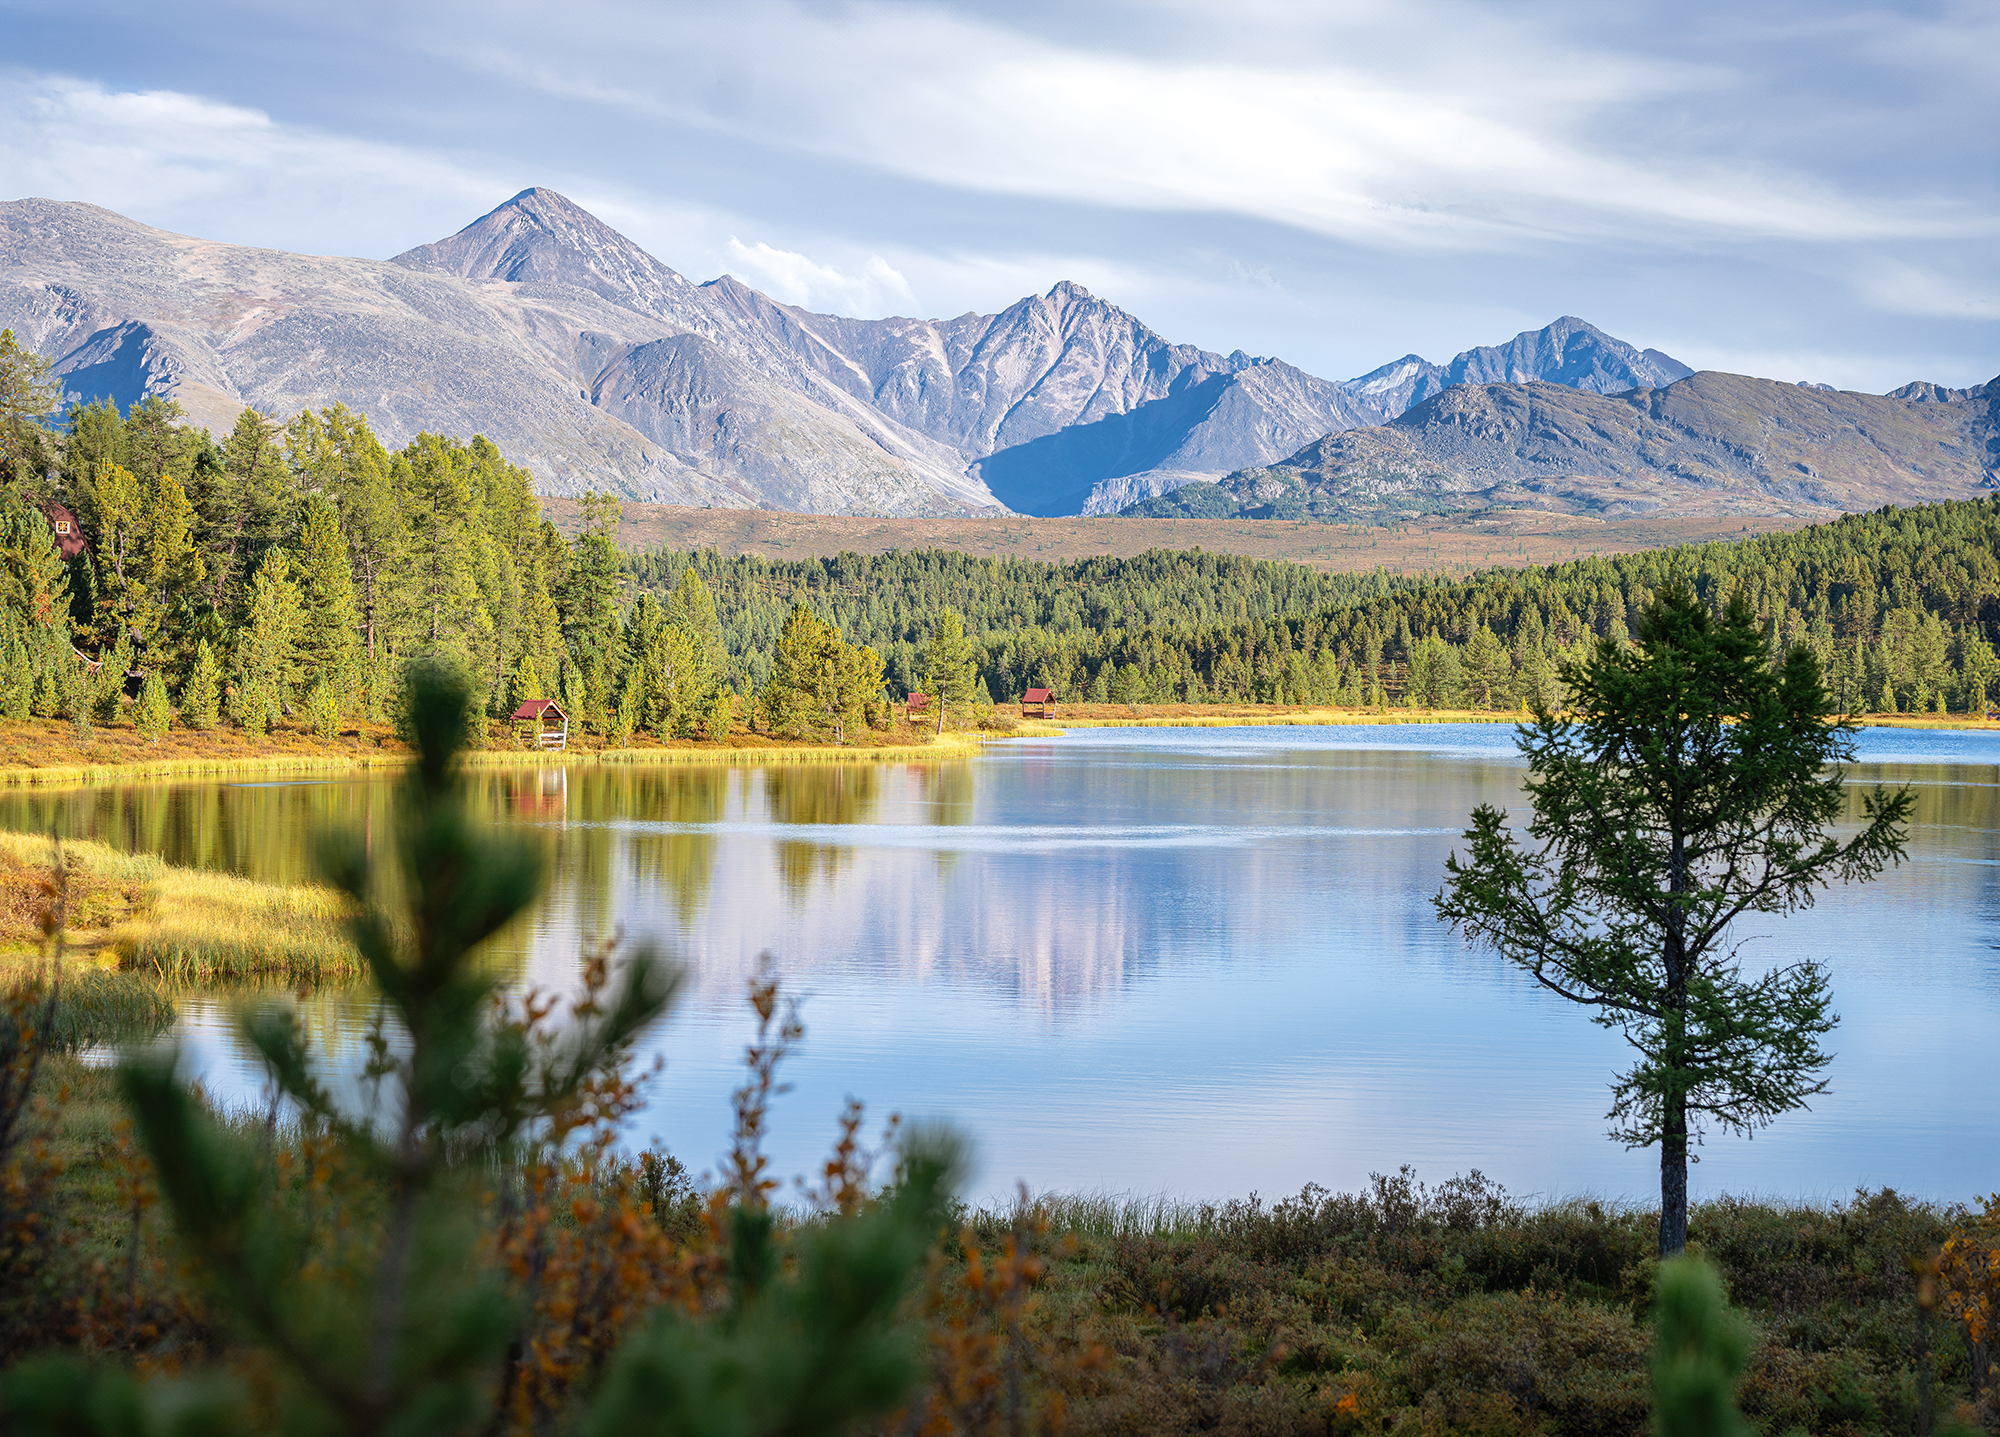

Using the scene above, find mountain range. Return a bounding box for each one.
[3,187,1994,523]
[1127,372,2000,521]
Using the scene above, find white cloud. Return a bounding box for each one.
[0,71,508,256]
[1857,261,2000,322]
[720,239,920,317]
[432,0,1997,254]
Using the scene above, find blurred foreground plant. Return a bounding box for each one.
[2,664,963,1437]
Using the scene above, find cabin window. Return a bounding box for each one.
[55,521,69,534]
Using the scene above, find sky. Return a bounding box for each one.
[0,0,1995,392]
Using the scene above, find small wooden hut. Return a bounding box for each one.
[1020,687,1055,718]
[905,691,930,720]
[510,698,569,751]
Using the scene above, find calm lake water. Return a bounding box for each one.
[9,723,1998,1205]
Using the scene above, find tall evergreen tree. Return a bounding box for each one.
[1436,584,1915,1257]
[181,638,221,731]
[207,408,293,618]
[293,492,361,708]
[0,329,59,486]
[919,608,976,735]
[233,549,304,734]
[138,465,207,680]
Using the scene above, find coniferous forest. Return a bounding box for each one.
[6,315,2000,745]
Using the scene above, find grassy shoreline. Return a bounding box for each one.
[2,703,1993,786]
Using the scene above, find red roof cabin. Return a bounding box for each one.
[39,502,87,560]
[905,691,930,718]
[510,698,569,750]
[1020,687,1055,718]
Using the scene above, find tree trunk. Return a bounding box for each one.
[1660,1094,1688,1256]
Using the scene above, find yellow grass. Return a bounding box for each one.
[0,829,359,985]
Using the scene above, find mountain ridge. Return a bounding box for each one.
[14,187,1951,525]
[1125,371,2000,523]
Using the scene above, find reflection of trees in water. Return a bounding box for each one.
[0,778,399,887]
[620,768,728,923]
[906,759,976,878]
[760,765,882,901]
[909,761,975,826]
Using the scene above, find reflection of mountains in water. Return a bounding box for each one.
[513,759,1172,1013]
[516,750,1499,1017]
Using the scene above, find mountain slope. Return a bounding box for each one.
[699,275,1380,515]
[0,191,992,514]
[1341,317,1694,420]
[1127,372,2000,522]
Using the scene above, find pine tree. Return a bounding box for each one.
[233,550,303,733]
[920,608,977,734]
[293,493,360,709]
[399,435,489,658]
[0,328,60,485]
[1651,1258,1754,1437]
[1437,584,1914,1257]
[138,465,207,680]
[558,492,623,688]
[181,639,221,731]
[305,676,339,740]
[89,462,144,648]
[207,409,293,617]
[1,640,28,720]
[134,669,170,742]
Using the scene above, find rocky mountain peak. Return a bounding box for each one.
[392,186,702,327]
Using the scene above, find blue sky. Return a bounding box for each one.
[1,0,1994,391]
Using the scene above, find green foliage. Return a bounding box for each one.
[920,607,977,730]
[0,328,60,484]
[762,602,882,743]
[1437,585,1915,1256]
[230,548,301,733]
[392,649,481,750]
[0,665,964,1437]
[1652,1257,1754,1437]
[179,640,220,731]
[586,1141,962,1437]
[625,496,2000,714]
[133,669,169,743]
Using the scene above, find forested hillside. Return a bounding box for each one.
[7,318,2000,749]
[628,497,2000,716]
[0,333,740,743]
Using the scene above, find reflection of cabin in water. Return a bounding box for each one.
[1020,687,1055,718]
[38,501,87,560]
[510,698,569,750]
[508,767,568,819]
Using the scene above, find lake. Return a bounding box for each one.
[9,722,1998,1206]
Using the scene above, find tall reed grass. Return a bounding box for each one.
[111,865,359,984]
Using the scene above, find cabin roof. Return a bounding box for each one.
[510,698,567,721]
[1022,687,1053,702]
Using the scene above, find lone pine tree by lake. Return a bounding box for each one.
[1437,584,1914,1259]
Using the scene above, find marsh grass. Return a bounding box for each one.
[6,968,176,1052]
[112,864,359,983]
[0,829,360,985]
[942,1173,1973,1437]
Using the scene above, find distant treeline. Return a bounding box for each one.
[628,497,2000,715]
